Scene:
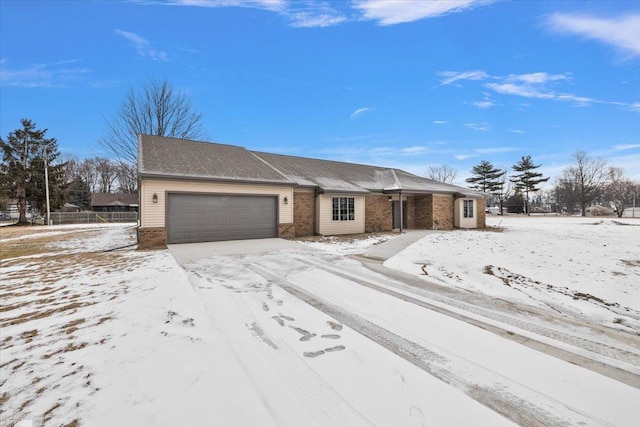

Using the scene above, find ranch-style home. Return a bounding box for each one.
[137,135,486,248]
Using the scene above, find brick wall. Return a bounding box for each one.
[279,223,296,239]
[476,197,487,228]
[413,195,433,229]
[138,227,167,250]
[433,195,454,230]
[365,195,393,232]
[293,192,315,237]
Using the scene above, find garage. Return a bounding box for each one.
[167,193,278,244]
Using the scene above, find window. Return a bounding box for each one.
[332,197,355,221]
[463,199,474,218]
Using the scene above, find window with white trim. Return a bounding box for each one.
[332,197,355,221]
[463,199,474,218]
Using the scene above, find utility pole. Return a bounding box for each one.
[44,146,51,225]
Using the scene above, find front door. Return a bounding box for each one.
[392,201,407,229]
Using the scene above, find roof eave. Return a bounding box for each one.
[139,172,297,187]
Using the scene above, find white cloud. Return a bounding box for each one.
[352,0,494,25]
[290,11,346,27]
[613,144,640,151]
[168,0,286,10]
[436,70,489,87]
[350,107,373,119]
[433,120,448,124]
[509,129,524,133]
[464,122,491,132]
[547,13,640,58]
[455,153,477,160]
[510,72,569,84]
[115,29,168,61]
[0,60,90,88]
[485,82,555,99]
[402,146,430,154]
[472,100,495,109]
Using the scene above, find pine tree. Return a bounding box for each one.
[510,155,549,215]
[0,119,63,224]
[466,160,506,192]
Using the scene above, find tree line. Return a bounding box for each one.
[457,151,638,218]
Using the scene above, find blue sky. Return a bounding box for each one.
[1,0,639,184]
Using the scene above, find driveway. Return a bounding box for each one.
[166,237,640,426]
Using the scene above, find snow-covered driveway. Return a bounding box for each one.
[177,241,640,426]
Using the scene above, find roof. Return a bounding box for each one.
[138,135,293,185]
[91,193,138,207]
[138,135,483,197]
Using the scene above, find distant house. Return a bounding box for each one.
[137,135,486,248]
[91,193,138,212]
[61,203,81,213]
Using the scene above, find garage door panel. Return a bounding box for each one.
[167,193,278,244]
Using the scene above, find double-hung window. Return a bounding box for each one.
[332,197,355,221]
[463,199,474,218]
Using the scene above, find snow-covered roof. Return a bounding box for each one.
[139,135,483,197]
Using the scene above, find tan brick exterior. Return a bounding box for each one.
[279,223,296,239]
[293,192,315,237]
[138,227,167,250]
[365,195,393,232]
[433,195,454,230]
[413,195,433,229]
[476,197,486,228]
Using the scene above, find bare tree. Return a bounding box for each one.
[426,164,458,184]
[99,78,206,165]
[563,150,609,217]
[116,162,137,193]
[604,167,635,218]
[95,158,118,193]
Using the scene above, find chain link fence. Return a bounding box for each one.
[49,212,138,225]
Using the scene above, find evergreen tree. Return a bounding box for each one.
[466,160,506,192]
[510,155,549,215]
[0,119,63,224]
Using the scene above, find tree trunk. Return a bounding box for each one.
[16,186,27,224]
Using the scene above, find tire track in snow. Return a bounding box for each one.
[294,256,640,388]
[247,264,614,427]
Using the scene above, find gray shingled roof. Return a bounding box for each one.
[91,193,138,207]
[138,135,293,184]
[138,135,483,197]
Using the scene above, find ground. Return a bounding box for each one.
[1,217,639,426]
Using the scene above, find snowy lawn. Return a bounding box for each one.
[2,220,639,426]
[384,216,640,334]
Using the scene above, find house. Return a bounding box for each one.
[137,135,485,248]
[61,202,81,212]
[90,193,138,212]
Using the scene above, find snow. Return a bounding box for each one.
[2,218,639,426]
[297,233,395,255]
[385,216,640,334]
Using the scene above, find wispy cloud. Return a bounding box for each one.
[455,153,477,160]
[547,13,640,58]
[157,0,347,28]
[0,59,90,88]
[289,11,346,27]
[401,146,431,154]
[436,70,489,88]
[464,122,491,132]
[613,144,640,151]
[352,0,494,25]
[115,29,169,61]
[436,69,640,112]
[350,107,373,119]
[165,0,286,11]
[472,99,495,109]
[509,129,524,133]
[433,120,448,124]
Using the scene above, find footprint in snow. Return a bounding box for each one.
[327,321,342,331]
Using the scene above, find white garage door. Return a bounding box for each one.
[167,193,278,244]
